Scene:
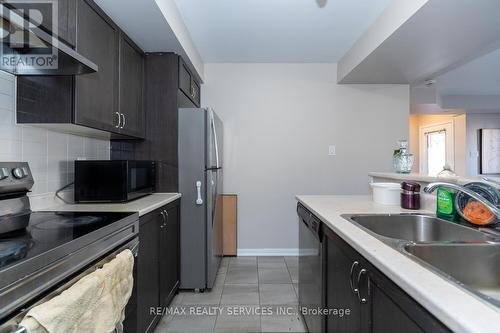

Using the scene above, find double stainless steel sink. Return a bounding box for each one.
[342,214,500,307]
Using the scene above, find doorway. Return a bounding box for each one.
[419,121,454,176]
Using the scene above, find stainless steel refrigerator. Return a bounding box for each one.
[179,107,223,290]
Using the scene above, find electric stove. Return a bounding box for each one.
[0,211,134,272]
[0,162,139,322]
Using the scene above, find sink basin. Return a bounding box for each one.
[345,214,491,242]
[342,213,500,307]
[405,243,500,302]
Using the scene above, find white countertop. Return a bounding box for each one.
[296,195,500,333]
[32,193,181,217]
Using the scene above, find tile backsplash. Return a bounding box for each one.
[0,71,110,195]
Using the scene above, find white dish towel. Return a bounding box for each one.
[20,249,134,333]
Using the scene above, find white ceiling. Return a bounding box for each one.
[435,47,500,96]
[410,46,500,114]
[172,0,392,63]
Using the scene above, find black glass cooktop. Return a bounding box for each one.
[0,211,133,271]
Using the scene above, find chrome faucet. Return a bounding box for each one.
[424,182,500,220]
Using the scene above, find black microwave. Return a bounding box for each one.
[74,160,156,203]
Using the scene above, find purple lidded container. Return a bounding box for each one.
[401,182,421,210]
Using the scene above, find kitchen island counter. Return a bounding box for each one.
[296,195,500,333]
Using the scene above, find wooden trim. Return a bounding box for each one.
[222,195,237,256]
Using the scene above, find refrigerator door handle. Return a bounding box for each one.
[210,109,220,169]
[211,172,218,227]
[196,181,203,205]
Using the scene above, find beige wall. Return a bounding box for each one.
[409,114,467,176]
[203,63,409,253]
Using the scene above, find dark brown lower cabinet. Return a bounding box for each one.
[322,220,451,333]
[159,203,180,307]
[366,263,449,333]
[325,229,363,333]
[130,199,180,333]
[136,209,160,333]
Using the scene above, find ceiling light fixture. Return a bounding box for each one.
[425,79,436,86]
[316,0,327,8]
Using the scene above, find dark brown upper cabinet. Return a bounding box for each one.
[118,34,145,138]
[178,57,201,107]
[111,53,202,192]
[57,0,77,47]
[73,0,120,134]
[16,0,145,140]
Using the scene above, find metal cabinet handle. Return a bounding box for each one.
[349,261,359,294]
[160,211,166,227]
[356,269,368,304]
[115,112,121,128]
[120,113,126,129]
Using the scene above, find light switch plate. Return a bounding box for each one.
[328,145,336,156]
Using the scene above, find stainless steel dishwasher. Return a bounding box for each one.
[298,203,324,333]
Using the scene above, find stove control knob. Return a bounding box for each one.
[12,167,25,179]
[0,168,9,180]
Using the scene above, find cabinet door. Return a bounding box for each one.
[367,269,450,333]
[138,211,161,333]
[325,229,363,333]
[119,34,145,138]
[58,0,76,47]
[370,282,424,333]
[178,57,201,107]
[159,203,180,306]
[74,0,119,133]
[178,58,192,99]
[145,55,179,191]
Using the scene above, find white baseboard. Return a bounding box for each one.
[236,248,300,256]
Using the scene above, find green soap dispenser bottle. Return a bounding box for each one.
[436,187,457,220]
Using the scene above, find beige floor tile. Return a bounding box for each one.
[221,284,259,305]
[259,284,298,305]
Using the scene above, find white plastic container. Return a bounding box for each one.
[370,182,401,205]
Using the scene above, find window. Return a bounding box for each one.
[419,122,454,176]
